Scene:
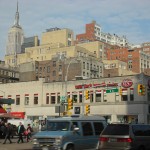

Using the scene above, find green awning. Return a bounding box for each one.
[0,98,15,104]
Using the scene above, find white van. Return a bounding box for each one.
[7,119,33,129]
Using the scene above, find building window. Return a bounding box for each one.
[68,40,71,46]
[57,94,60,104]
[47,66,50,73]
[46,94,49,104]
[130,88,134,101]
[40,67,42,71]
[72,94,77,103]
[96,93,101,102]
[59,75,62,81]
[68,33,72,38]
[53,61,56,67]
[87,63,89,70]
[51,95,55,104]
[53,71,56,76]
[16,96,20,105]
[24,96,29,105]
[79,94,82,103]
[83,62,85,69]
[59,65,62,71]
[34,95,38,104]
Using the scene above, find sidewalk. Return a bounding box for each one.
[0,137,32,150]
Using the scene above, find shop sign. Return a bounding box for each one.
[75,82,119,89]
[121,79,133,88]
[10,112,25,119]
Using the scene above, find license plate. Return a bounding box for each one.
[42,146,49,150]
[109,138,117,142]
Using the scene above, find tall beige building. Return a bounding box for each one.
[5,28,99,67]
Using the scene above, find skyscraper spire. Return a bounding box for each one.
[14,1,19,27]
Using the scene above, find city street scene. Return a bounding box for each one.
[0,0,150,150]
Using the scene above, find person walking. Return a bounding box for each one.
[26,124,33,142]
[17,122,25,143]
[3,123,12,144]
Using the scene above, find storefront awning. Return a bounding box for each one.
[0,98,14,104]
[0,113,21,119]
[0,105,7,113]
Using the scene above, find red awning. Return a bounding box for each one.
[0,105,7,113]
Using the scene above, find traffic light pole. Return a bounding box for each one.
[82,84,85,115]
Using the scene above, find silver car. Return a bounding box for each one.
[97,123,150,150]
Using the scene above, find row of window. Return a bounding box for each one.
[13,91,134,106]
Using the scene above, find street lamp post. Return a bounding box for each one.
[64,57,81,114]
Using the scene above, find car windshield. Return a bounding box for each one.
[102,124,129,135]
[47,121,70,131]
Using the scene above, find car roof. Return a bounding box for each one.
[47,115,106,121]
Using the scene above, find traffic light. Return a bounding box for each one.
[85,90,90,100]
[119,88,122,95]
[138,84,143,95]
[85,104,90,115]
[141,85,146,95]
[68,98,73,110]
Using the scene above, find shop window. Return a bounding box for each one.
[79,94,82,103]
[72,94,77,103]
[96,93,101,102]
[122,95,128,101]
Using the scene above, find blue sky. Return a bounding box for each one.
[0,0,150,60]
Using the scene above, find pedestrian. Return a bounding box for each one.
[26,124,33,142]
[17,122,25,143]
[3,123,12,144]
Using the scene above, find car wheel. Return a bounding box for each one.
[138,146,145,150]
[66,145,74,150]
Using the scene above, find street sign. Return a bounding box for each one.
[60,96,66,103]
[55,106,65,113]
[106,88,118,93]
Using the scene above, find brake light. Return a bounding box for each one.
[99,137,109,142]
[117,138,132,143]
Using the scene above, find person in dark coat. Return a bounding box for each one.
[3,123,12,144]
[17,122,25,143]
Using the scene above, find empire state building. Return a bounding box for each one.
[6,2,24,58]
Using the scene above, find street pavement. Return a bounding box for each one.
[0,137,33,150]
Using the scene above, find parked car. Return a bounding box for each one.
[97,123,150,150]
[33,115,107,150]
